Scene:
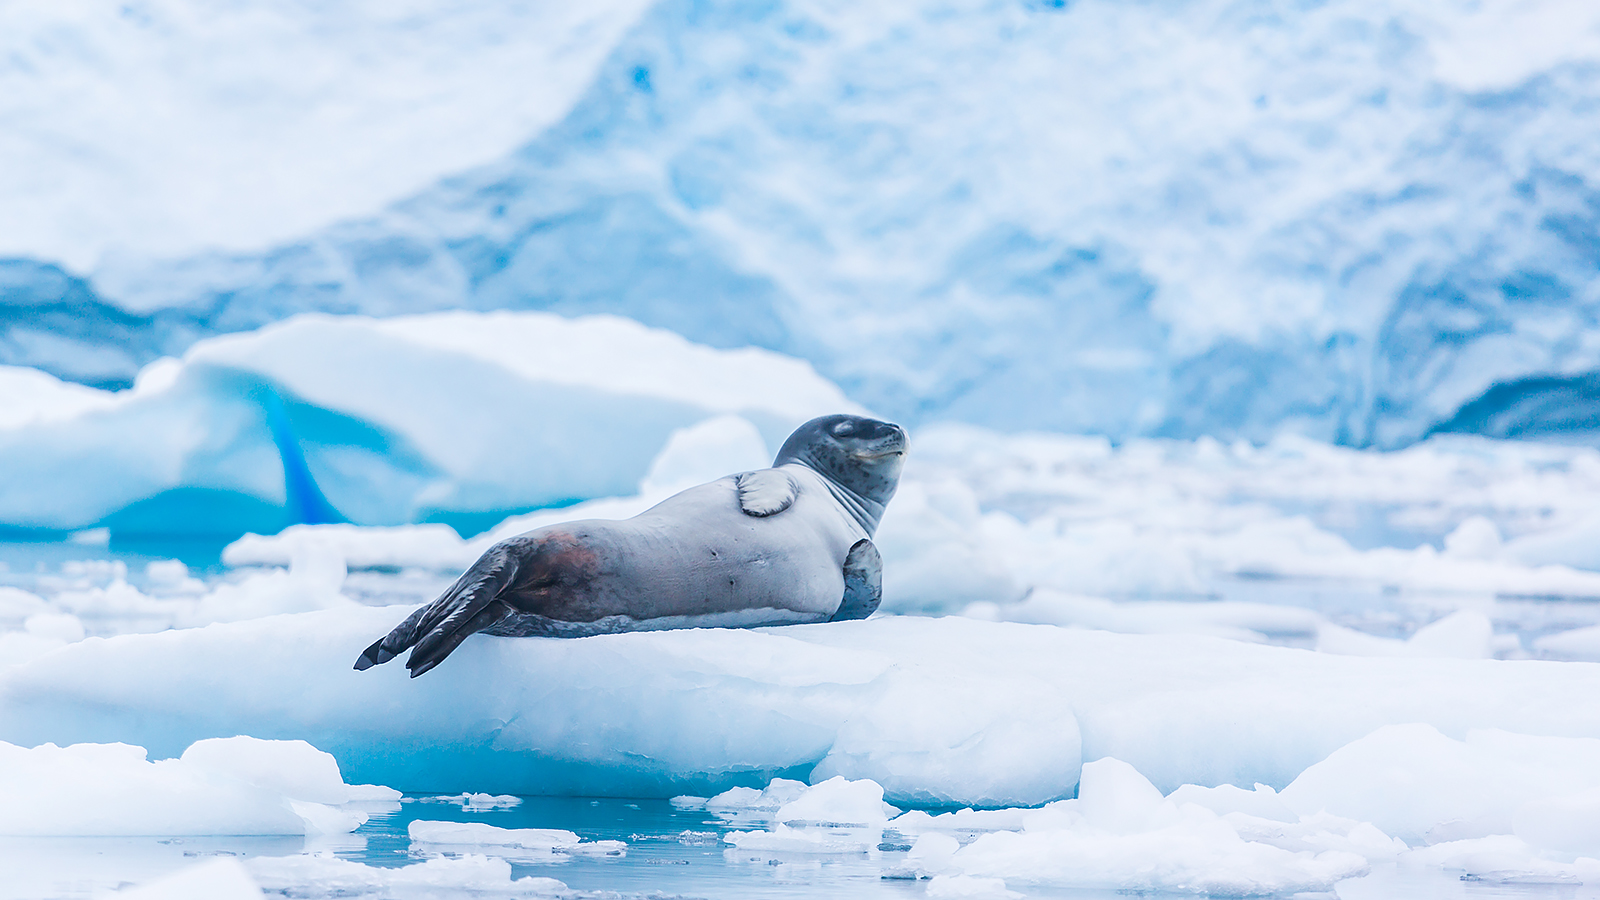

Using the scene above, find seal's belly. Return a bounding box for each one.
[484,605,826,638]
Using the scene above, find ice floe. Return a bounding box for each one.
[0,736,394,836]
[407,820,624,860]
[8,610,1600,807]
[246,854,567,899]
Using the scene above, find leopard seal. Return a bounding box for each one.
[354,414,908,677]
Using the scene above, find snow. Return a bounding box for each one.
[0,311,852,536]
[0,736,394,836]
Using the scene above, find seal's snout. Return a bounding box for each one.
[854,421,908,459]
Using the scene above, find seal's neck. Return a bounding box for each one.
[788,462,884,535]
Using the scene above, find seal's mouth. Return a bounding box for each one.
[852,447,906,460]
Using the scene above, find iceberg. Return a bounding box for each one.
[0,311,854,539]
[8,0,1600,447]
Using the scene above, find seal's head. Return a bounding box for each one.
[775,415,907,527]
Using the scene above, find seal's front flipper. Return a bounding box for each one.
[736,469,798,517]
[353,540,519,677]
[832,538,882,621]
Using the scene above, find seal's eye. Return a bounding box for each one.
[832,421,856,437]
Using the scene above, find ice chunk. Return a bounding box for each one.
[412,792,522,811]
[1405,835,1600,885]
[1535,625,1600,661]
[1167,782,1297,823]
[906,832,960,873]
[926,875,1021,900]
[1076,758,1174,835]
[179,736,383,806]
[721,779,897,856]
[1444,516,1504,560]
[246,854,567,897]
[26,552,357,635]
[408,820,624,858]
[1316,611,1494,659]
[706,778,808,813]
[0,736,388,835]
[942,762,1371,895]
[774,776,899,825]
[972,589,1322,644]
[889,807,1032,835]
[113,858,264,900]
[723,824,878,854]
[1279,724,1600,844]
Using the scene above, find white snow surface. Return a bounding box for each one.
[0,311,852,533]
[0,735,396,836]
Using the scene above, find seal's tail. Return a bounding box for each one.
[353,543,519,677]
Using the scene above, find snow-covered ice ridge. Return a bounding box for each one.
[7,0,1600,446]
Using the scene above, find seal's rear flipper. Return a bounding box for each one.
[831,538,882,621]
[352,541,520,676]
[353,604,428,670]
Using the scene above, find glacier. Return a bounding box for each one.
[7,0,1600,446]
